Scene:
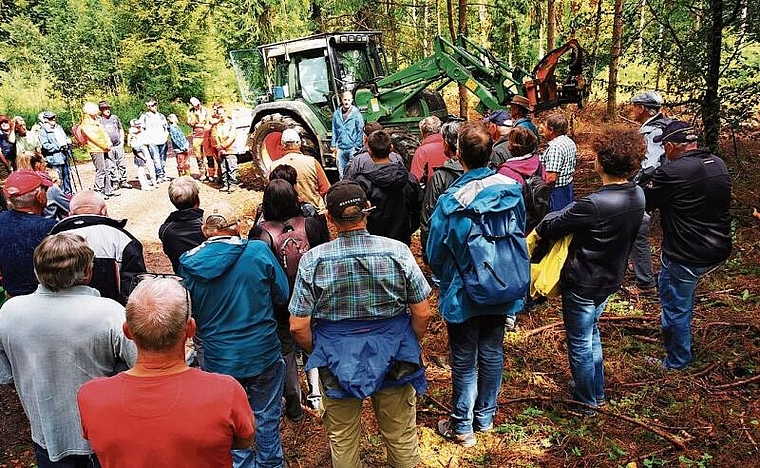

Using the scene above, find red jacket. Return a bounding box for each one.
[410,133,446,185]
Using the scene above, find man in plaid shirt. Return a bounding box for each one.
[540,114,578,212]
[289,180,431,468]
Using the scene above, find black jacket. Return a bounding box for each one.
[354,163,423,245]
[536,182,645,301]
[645,148,731,266]
[420,158,464,263]
[158,208,206,273]
[51,215,147,304]
[490,136,512,167]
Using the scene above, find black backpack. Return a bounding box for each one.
[259,216,310,291]
[522,164,551,233]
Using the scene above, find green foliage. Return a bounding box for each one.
[679,453,713,467]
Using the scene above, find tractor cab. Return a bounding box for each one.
[256,32,386,119]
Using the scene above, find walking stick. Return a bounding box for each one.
[66,145,84,192]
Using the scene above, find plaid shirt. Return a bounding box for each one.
[541,134,577,187]
[289,229,431,321]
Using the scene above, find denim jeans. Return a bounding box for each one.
[562,290,607,407]
[33,443,100,468]
[336,148,355,179]
[146,144,165,179]
[232,357,286,468]
[446,315,506,434]
[658,254,719,369]
[158,142,168,173]
[629,212,656,288]
[51,163,72,195]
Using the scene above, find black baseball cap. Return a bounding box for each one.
[326,181,373,221]
[653,121,698,144]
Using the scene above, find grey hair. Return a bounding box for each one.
[9,187,43,209]
[440,120,462,153]
[168,176,200,210]
[419,116,442,136]
[126,277,191,352]
[34,233,94,291]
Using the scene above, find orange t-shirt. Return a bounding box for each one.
[77,368,253,468]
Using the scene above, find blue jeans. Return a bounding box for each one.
[33,443,100,468]
[232,357,286,468]
[549,182,574,212]
[158,142,168,173]
[446,315,506,434]
[658,254,719,369]
[146,144,165,179]
[336,148,355,179]
[562,290,607,407]
[629,212,656,288]
[52,163,72,195]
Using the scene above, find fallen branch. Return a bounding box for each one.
[423,394,452,413]
[740,417,759,451]
[695,288,734,297]
[503,396,687,450]
[703,322,760,334]
[633,335,660,344]
[712,373,760,390]
[523,315,659,337]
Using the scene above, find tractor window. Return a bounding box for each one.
[298,56,330,104]
[335,48,373,91]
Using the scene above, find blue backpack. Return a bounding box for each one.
[449,188,530,306]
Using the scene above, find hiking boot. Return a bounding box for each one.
[622,284,658,298]
[474,423,493,433]
[120,181,132,189]
[228,185,238,193]
[437,420,477,448]
[219,186,229,192]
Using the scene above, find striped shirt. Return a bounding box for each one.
[541,134,577,188]
[289,229,431,321]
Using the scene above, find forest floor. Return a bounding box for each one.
[2,115,760,467]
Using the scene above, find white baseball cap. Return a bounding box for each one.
[281,128,301,145]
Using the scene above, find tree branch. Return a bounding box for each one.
[645,1,685,54]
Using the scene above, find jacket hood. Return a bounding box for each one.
[500,153,542,178]
[164,207,203,223]
[363,163,409,189]
[180,237,247,282]
[439,168,522,216]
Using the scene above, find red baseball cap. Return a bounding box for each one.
[3,170,54,197]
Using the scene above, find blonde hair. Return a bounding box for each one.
[34,233,94,291]
[126,277,190,352]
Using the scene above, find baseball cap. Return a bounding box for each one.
[483,109,512,126]
[326,181,373,221]
[281,128,301,145]
[3,170,53,197]
[189,97,200,106]
[203,202,238,228]
[0,115,9,124]
[42,111,56,120]
[509,95,533,112]
[652,121,699,144]
[631,91,663,108]
[98,100,111,109]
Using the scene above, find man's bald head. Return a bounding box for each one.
[69,190,108,216]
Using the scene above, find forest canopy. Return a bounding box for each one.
[1,0,759,146]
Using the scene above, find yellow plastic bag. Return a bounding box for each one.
[526,230,572,299]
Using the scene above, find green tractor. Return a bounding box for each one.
[230,31,588,180]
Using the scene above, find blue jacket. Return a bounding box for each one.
[38,123,68,166]
[168,124,189,152]
[331,105,364,151]
[426,167,525,323]
[179,237,289,379]
[307,314,426,399]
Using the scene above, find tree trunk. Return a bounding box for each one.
[605,0,624,121]
[446,0,456,39]
[547,0,556,52]
[457,0,468,118]
[638,0,646,55]
[703,0,723,152]
[590,0,604,79]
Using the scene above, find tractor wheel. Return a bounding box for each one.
[405,89,448,118]
[249,113,318,179]
[386,127,420,169]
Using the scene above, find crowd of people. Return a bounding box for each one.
[0,89,733,467]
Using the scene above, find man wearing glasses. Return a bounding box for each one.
[77,276,254,467]
[179,202,289,468]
